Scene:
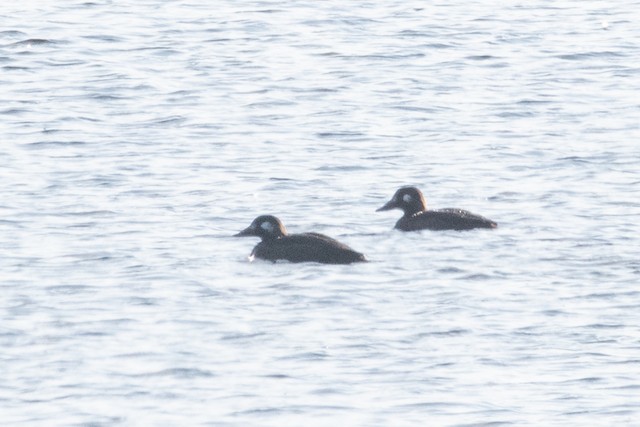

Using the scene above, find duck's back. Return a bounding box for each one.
[396,208,497,231]
[253,233,366,264]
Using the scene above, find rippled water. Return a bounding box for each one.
[2,1,639,425]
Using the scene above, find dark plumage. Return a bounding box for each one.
[234,215,367,264]
[377,186,497,231]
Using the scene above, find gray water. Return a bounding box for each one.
[2,1,640,426]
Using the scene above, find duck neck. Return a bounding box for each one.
[403,206,424,218]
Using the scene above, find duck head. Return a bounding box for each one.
[376,186,427,216]
[234,215,288,240]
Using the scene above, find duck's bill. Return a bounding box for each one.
[376,200,396,212]
[234,226,255,237]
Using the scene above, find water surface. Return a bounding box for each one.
[2,1,639,425]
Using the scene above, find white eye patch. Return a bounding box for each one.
[402,194,413,203]
[260,221,274,232]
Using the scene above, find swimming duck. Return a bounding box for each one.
[377,186,497,231]
[235,215,367,264]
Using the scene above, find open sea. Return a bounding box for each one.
[2,1,639,425]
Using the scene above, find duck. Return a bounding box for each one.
[235,215,367,264]
[377,186,497,231]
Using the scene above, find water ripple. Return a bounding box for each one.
[2,1,639,426]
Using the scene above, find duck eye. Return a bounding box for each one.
[402,194,412,203]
